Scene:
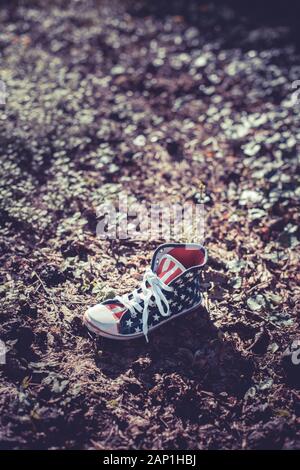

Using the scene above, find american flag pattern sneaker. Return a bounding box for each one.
[83,243,207,341]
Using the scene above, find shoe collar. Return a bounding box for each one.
[151,243,207,273]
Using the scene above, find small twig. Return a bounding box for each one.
[61,295,88,305]
[33,270,59,315]
[247,281,270,294]
[202,291,210,313]
[244,308,280,329]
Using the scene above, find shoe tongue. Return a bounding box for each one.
[156,254,186,285]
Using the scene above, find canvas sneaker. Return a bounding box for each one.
[83,243,207,341]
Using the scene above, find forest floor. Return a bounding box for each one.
[0,0,299,450]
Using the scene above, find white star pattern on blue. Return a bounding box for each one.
[119,267,203,335]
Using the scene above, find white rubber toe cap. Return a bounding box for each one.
[85,304,119,335]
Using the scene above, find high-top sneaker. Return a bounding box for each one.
[83,243,207,341]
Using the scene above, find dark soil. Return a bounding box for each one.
[0,0,299,450]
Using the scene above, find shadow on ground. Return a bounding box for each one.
[94,307,254,399]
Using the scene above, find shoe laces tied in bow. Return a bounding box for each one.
[115,269,174,341]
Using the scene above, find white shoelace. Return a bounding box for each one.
[115,269,174,341]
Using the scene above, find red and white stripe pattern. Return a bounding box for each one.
[156,254,185,284]
[109,304,125,319]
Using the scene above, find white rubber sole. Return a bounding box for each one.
[83,301,203,341]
